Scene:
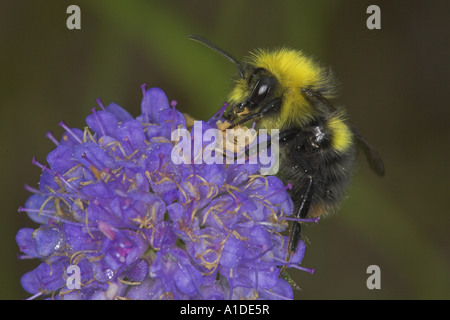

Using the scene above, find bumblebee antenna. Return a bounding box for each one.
[189,35,245,79]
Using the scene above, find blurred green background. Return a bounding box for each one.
[1,0,448,300]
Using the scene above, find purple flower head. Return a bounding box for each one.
[16,86,314,300]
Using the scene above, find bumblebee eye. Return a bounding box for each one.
[248,76,276,107]
[252,82,269,104]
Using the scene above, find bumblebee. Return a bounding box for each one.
[189,35,384,261]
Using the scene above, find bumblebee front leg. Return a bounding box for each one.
[228,98,282,129]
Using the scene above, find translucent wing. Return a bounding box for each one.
[350,125,385,176]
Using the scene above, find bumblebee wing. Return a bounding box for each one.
[350,125,385,176]
[301,88,336,113]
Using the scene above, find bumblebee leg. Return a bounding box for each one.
[287,174,313,260]
[228,98,282,129]
[267,129,315,261]
[246,127,298,157]
[227,98,284,161]
[238,127,299,167]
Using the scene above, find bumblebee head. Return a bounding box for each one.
[228,66,278,120]
[189,35,336,129]
[230,48,340,129]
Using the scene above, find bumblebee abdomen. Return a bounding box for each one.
[278,126,356,216]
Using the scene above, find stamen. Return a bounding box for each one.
[32,157,48,172]
[33,161,80,195]
[219,102,229,118]
[18,206,55,215]
[81,152,99,169]
[92,199,118,222]
[58,121,82,144]
[121,136,135,158]
[190,151,197,186]
[262,288,292,300]
[288,264,315,274]
[171,100,177,132]
[263,183,293,201]
[91,108,106,136]
[98,220,116,240]
[274,257,315,274]
[26,292,43,300]
[17,254,35,260]
[158,153,165,172]
[254,221,286,229]
[55,172,80,194]
[141,83,149,123]
[18,206,84,226]
[81,152,114,182]
[280,216,320,223]
[211,102,229,120]
[24,184,41,194]
[96,98,106,111]
[45,131,59,146]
